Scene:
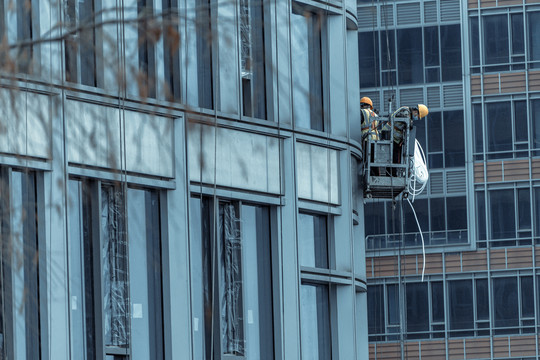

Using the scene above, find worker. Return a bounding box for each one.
[388,104,428,169]
[360,96,380,175]
[360,96,379,141]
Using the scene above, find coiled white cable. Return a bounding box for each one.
[409,139,429,201]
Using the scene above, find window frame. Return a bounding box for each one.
[188,195,279,360]
[67,178,165,360]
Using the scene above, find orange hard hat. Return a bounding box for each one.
[360,97,373,109]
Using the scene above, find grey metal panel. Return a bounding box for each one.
[430,172,444,194]
[124,110,174,178]
[296,142,339,205]
[446,170,467,193]
[0,89,51,160]
[296,142,312,200]
[440,0,460,22]
[26,92,52,159]
[66,99,122,170]
[399,88,423,107]
[328,16,347,137]
[397,3,421,25]
[357,6,377,29]
[188,123,281,194]
[424,1,438,23]
[427,86,441,108]
[347,31,362,143]
[443,84,464,107]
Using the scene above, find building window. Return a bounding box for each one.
[123,0,156,98]
[492,276,535,335]
[291,8,325,131]
[397,28,423,85]
[358,24,461,87]
[0,170,41,359]
[65,0,98,86]
[367,281,446,341]
[471,13,531,72]
[365,195,467,250]
[300,283,332,359]
[240,0,267,119]
[473,100,532,160]
[298,212,330,269]
[415,110,465,169]
[529,12,540,68]
[68,180,164,360]
[358,31,379,88]
[0,0,36,74]
[163,0,181,101]
[448,280,478,337]
[189,197,275,359]
[477,187,533,247]
[196,0,214,109]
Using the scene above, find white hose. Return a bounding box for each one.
[407,139,428,281]
[407,198,425,282]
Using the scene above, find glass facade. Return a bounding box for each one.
[362,0,540,358]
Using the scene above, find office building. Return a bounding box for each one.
[360,0,540,358]
[0,0,369,359]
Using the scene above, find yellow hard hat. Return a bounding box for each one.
[360,97,373,109]
[417,104,429,118]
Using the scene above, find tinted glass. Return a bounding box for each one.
[514,100,527,143]
[430,198,445,232]
[431,282,444,322]
[476,279,489,320]
[490,189,515,239]
[511,14,524,54]
[387,284,400,325]
[440,24,462,81]
[531,100,540,149]
[300,284,331,359]
[424,26,439,67]
[380,29,396,70]
[493,277,519,333]
[476,191,487,240]
[365,202,385,236]
[521,277,534,318]
[528,13,540,63]
[518,188,531,230]
[406,283,429,339]
[298,213,328,268]
[486,102,512,153]
[470,18,480,66]
[359,31,379,88]
[483,15,509,65]
[427,112,442,153]
[446,196,467,231]
[443,110,465,167]
[535,188,540,237]
[367,285,384,336]
[448,280,473,336]
[473,104,483,153]
[397,28,423,84]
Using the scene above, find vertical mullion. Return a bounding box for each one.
[91,181,105,360]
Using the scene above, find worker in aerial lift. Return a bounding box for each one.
[385,104,429,168]
[360,96,380,175]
